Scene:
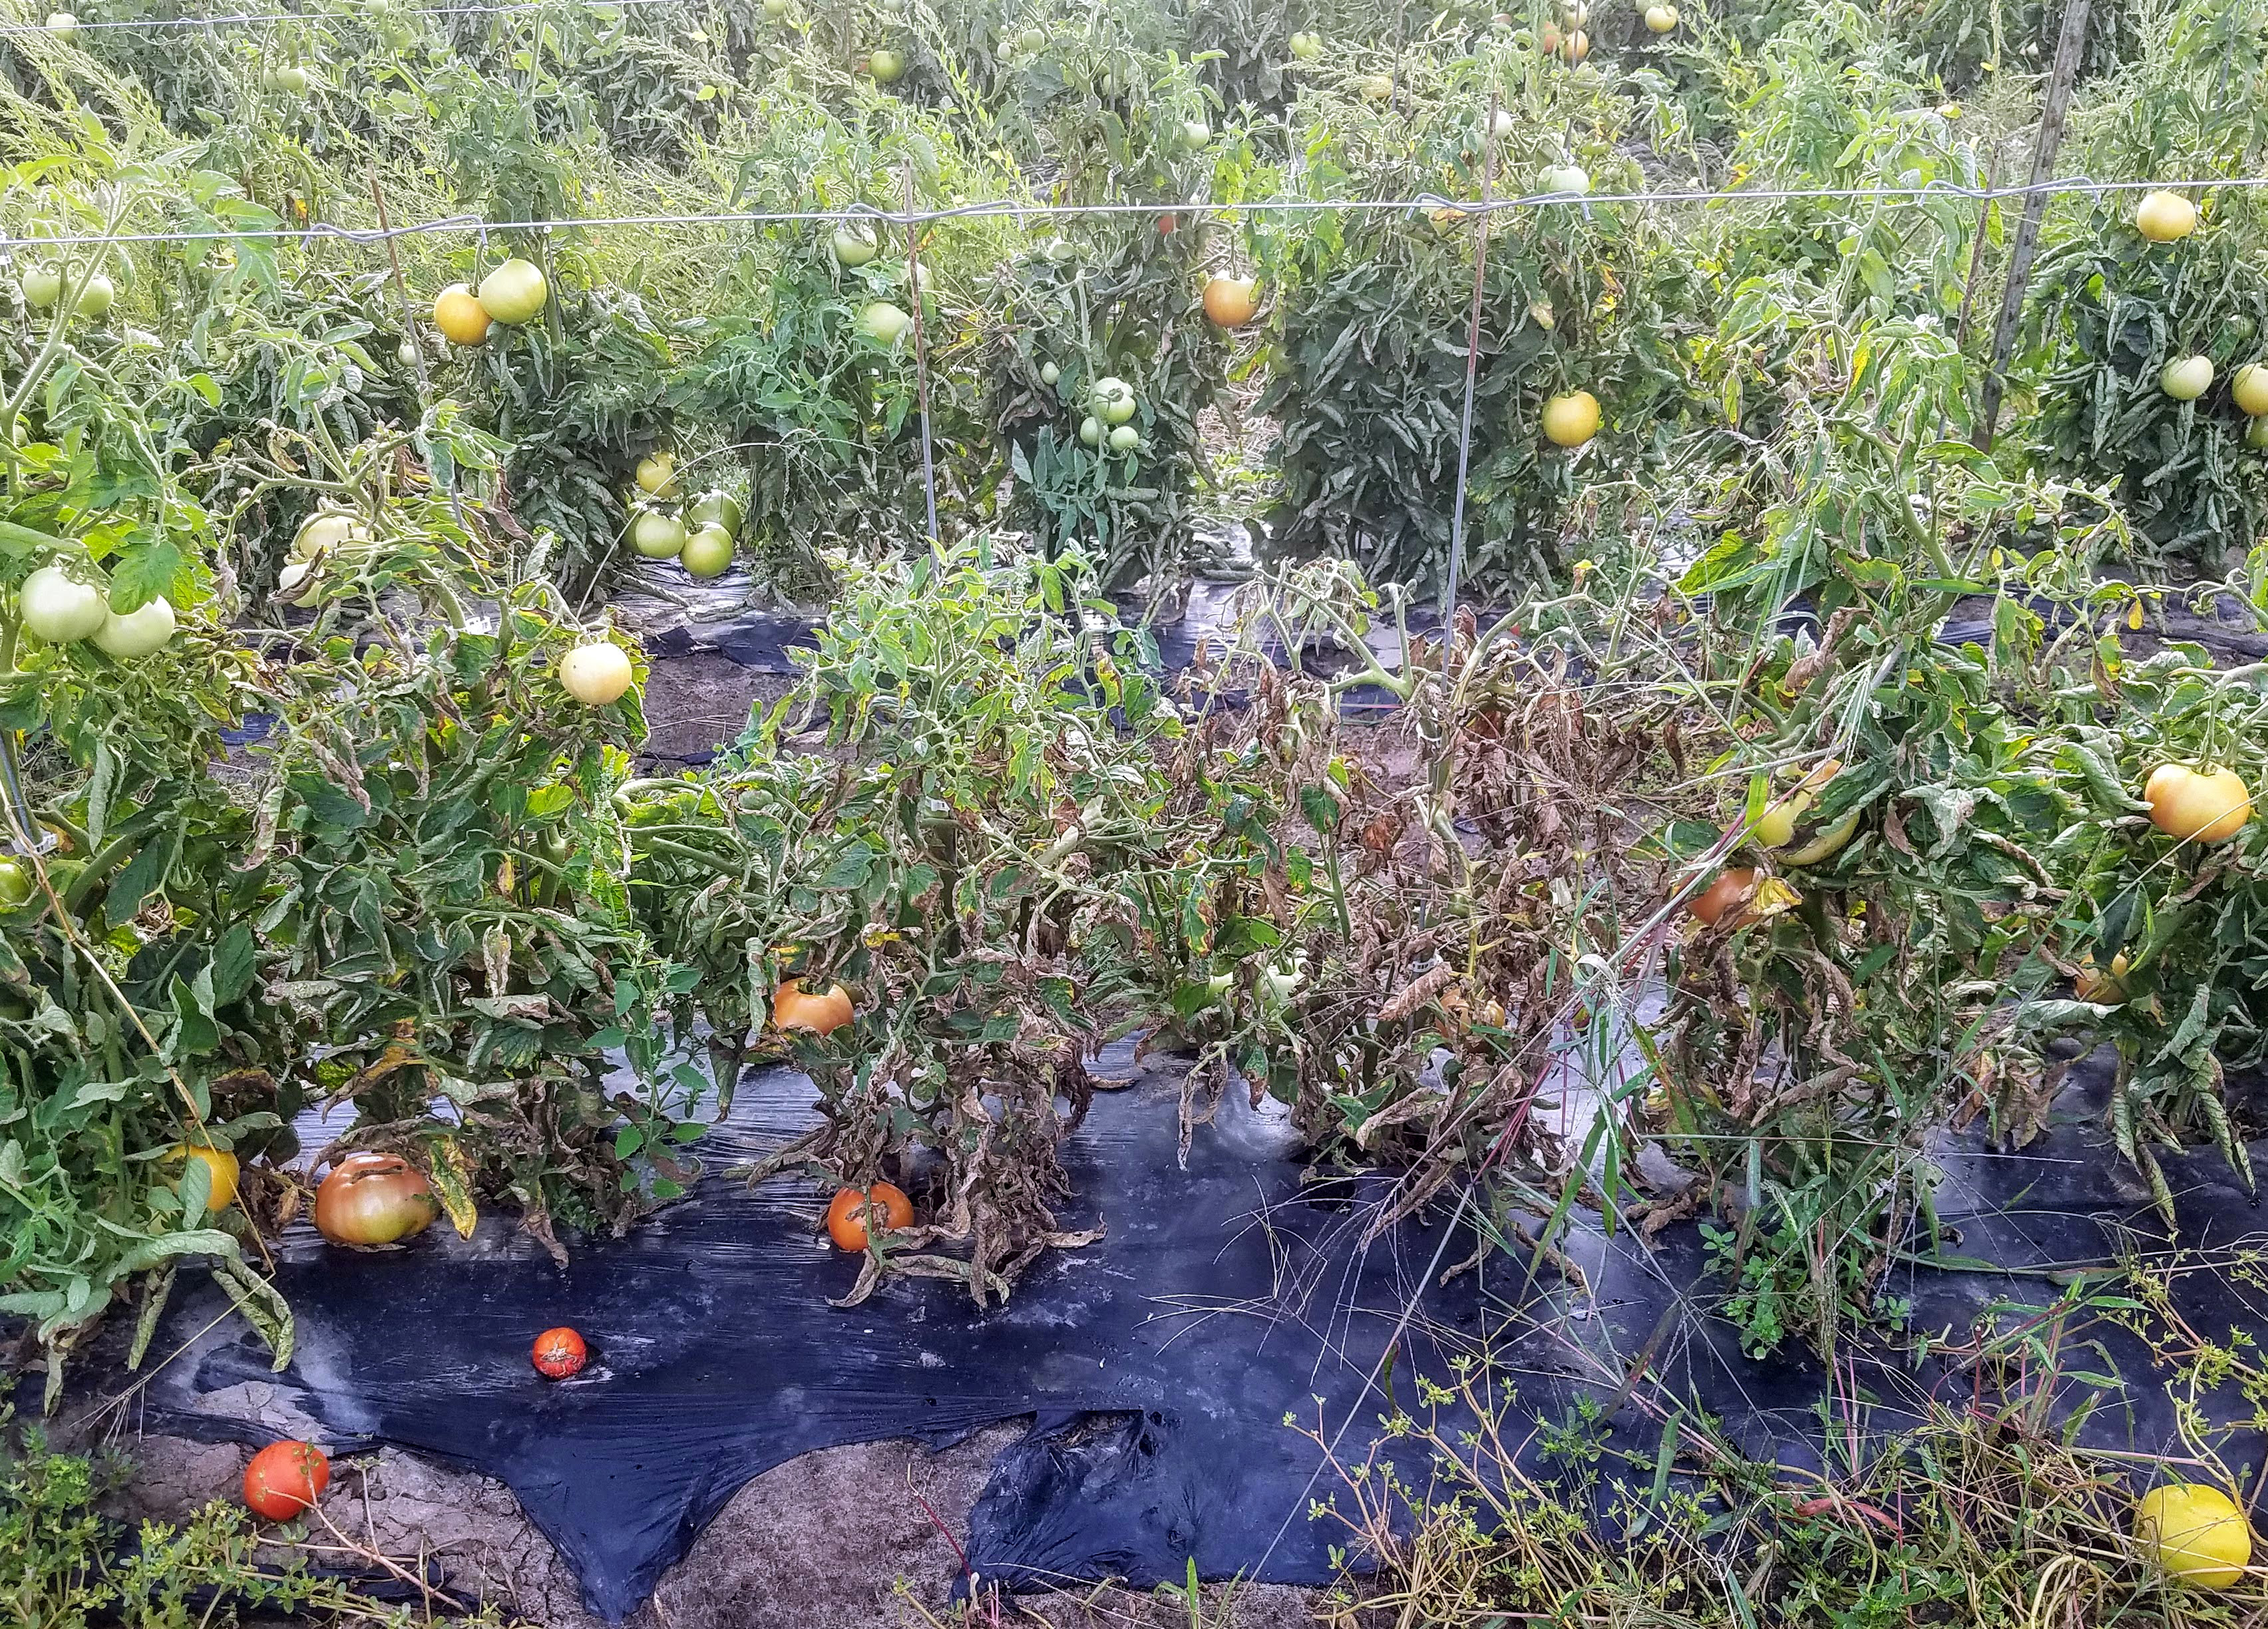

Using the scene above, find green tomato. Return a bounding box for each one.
[1040,361,1060,387]
[631,511,688,559]
[831,226,878,268]
[1015,25,1045,51]
[858,300,911,345]
[93,595,176,657]
[20,564,107,643]
[679,524,735,579]
[476,258,549,325]
[688,490,745,536]
[74,273,114,319]
[868,47,906,82]
[1078,416,1102,448]
[0,858,31,908]
[1107,424,1141,453]
[19,266,61,310]
[2162,355,2215,401]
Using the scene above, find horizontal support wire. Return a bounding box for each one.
[0,0,687,31]
[1,173,2264,252]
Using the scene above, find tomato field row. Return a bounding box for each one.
[7,0,2268,1619]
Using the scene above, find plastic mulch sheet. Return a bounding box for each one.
[120,1039,2268,1622]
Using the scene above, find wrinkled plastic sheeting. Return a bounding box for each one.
[124,1041,2268,1622]
[615,570,1441,683]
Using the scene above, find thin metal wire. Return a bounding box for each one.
[1,173,2263,252]
[0,0,686,33]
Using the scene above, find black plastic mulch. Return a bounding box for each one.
[105,1037,2268,1622]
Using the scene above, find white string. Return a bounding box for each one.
[1,172,2261,252]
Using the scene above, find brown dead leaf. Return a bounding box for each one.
[1378,964,1457,1025]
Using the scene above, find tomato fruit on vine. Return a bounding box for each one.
[2144,763,2251,844]
[826,1181,914,1250]
[313,1152,439,1246]
[560,641,634,706]
[773,978,852,1035]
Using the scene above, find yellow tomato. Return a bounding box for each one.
[1541,390,1601,448]
[2136,1483,2253,1588]
[2136,190,2199,244]
[171,1143,240,1212]
[2074,952,2130,1005]
[432,283,491,347]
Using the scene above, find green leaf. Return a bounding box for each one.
[209,924,258,1007]
[107,539,187,614]
[105,834,174,927]
[819,844,874,890]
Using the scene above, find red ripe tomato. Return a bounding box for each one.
[243,1439,330,1521]
[826,1181,914,1250]
[1157,212,1177,234]
[532,1326,588,1379]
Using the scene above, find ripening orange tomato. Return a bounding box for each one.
[773,978,854,1035]
[2144,763,2252,845]
[1201,275,1258,327]
[826,1181,914,1250]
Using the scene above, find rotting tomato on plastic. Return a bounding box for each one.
[532,1326,588,1379]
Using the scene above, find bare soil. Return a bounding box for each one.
[100,1427,1322,1629]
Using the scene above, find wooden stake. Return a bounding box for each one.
[1975,0,2091,451]
[1441,91,1500,626]
[902,164,940,546]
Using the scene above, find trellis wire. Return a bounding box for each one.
[1,172,2264,251]
[0,0,689,32]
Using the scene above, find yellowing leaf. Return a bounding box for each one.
[1746,877,1803,920]
[427,1135,479,1239]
